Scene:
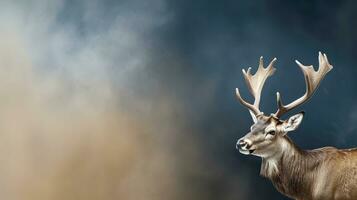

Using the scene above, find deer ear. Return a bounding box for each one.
[282,112,304,133]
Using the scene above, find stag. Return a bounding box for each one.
[236,52,357,200]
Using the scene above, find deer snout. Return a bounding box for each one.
[236,139,252,150]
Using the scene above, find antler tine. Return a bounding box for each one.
[274,52,333,117]
[235,88,261,116]
[236,57,277,120]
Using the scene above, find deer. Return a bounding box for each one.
[235,52,357,200]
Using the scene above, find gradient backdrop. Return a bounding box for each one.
[0,0,356,200]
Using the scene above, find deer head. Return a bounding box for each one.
[236,52,333,158]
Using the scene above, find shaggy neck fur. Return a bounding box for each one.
[260,136,324,199]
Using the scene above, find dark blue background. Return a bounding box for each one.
[152,1,357,199]
[140,1,357,199]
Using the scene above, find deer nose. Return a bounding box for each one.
[236,139,251,150]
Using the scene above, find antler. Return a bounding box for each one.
[274,52,333,118]
[236,57,276,120]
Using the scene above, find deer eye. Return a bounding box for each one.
[266,130,276,135]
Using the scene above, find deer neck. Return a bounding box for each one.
[260,136,318,199]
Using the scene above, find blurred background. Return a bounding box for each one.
[0,0,356,199]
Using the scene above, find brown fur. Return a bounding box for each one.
[261,136,357,200]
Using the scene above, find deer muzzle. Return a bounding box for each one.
[237,138,255,155]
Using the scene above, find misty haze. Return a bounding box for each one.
[0,0,356,200]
